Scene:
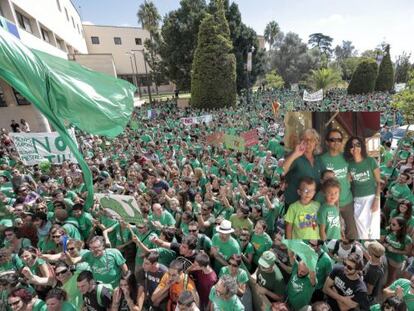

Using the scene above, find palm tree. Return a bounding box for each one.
[137,1,161,94]
[264,21,280,51]
[305,68,343,92]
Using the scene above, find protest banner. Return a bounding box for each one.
[206,132,224,146]
[224,134,245,152]
[395,83,406,93]
[10,130,78,165]
[180,114,213,126]
[95,193,143,224]
[303,89,323,102]
[241,129,259,147]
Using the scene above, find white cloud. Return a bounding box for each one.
[82,21,94,25]
[119,23,132,27]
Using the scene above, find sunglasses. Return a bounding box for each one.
[137,226,145,230]
[300,188,315,194]
[345,263,355,271]
[188,229,198,232]
[67,247,76,251]
[239,239,248,242]
[52,235,61,238]
[230,262,239,267]
[8,300,21,307]
[351,142,362,148]
[328,138,342,143]
[56,269,68,276]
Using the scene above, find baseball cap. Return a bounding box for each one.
[258,251,276,269]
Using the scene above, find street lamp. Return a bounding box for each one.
[125,52,141,97]
[131,49,152,104]
[246,46,255,106]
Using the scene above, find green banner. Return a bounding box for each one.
[95,194,143,224]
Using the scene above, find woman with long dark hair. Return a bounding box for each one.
[344,136,381,239]
[111,272,139,311]
[384,217,412,286]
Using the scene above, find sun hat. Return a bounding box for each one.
[216,219,235,234]
[258,250,276,269]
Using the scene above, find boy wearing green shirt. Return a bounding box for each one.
[383,276,414,311]
[317,178,342,240]
[285,177,320,240]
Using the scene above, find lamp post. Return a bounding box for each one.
[246,46,255,106]
[126,52,140,97]
[132,49,152,104]
[131,52,142,97]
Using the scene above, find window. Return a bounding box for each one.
[41,28,50,43]
[65,8,69,21]
[16,11,32,33]
[135,38,142,45]
[56,38,65,50]
[114,37,122,45]
[91,36,100,44]
[71,17,75,28]
[77,24,80,34]
[56,0,61,11]
[13,89,30,105]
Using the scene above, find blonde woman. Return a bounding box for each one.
[283,128,325,207]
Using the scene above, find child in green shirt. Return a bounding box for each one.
[317,178,342,240]
[284,177,320,240]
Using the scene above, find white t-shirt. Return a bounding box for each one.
[327,240,363,262]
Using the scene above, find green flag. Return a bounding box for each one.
[282,239,318,271]
[0,27,135,209]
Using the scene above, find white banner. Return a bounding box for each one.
[394,83,406,93]
[303,89,323,102]
[10,130,78,165]
[180,114,213,126]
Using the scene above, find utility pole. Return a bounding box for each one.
[131,52,142,97]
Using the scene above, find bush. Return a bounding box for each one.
[347,60,378,94]
[375,45,394,92]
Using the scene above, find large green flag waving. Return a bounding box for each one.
[0,27,135,209]
[282,239,318,272]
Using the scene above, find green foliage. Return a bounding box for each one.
[395,52,411,83]
[308,33,333,57]
[191,2,236,109]
[160,0,207,90]
[392,91,414,124]
[264,21,280,51]
[305,68,343,91]
[264,70,284,89]
[209,1,265,93]
[348,60,378,94]
[375,45,394,92]
[270,32,321,86]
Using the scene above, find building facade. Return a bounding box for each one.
[0,0,87,131]
[82,24,174,95]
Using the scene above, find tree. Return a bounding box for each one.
[137,1,161,94]
[264,21,280,51]
[308,33,333,57]
[395,52,412,83]
[305,68,343,91]
[334,40,356,60]
[392,70,414,123]
[160,0,207,90]
[375,45,394,92]
[348,60,378,94]
[264,70,284,89]
[191,0,236,109]
[270,32,321,86]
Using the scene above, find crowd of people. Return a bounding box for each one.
[0,88,412,311]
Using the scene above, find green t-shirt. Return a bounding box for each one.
[62,219,82,241]
[320,152,353,206]
[317,203,341,239]
[386,182,412,211]
[219,266,249,284]
[61,301,77,311]
[32,299,47,311]
[229,214,254,234]
[154,247,176,267]
[0,254,24,272]
[380,165,398,181]
[287,263,315,310]
[284,200,320,240]
[81,248,126,288]
[209,286,245,311]
[73,212,94,240]
[212,234,241,272]
[370,304,381,311]
[135,230,157,266]
[62,271,84,310]
[389,278,414,311]
[315,251,333,290]
[384,231,412,263]
[149,211,176,231]
[348,157,378,197]
[257,265,285,297]
[251,233,272,265]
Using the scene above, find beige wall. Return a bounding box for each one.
[71,54,117,77]
[83,25,150,75]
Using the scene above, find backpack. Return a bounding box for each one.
[96,283,113,307]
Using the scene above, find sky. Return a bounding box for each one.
[72,0,414,61]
